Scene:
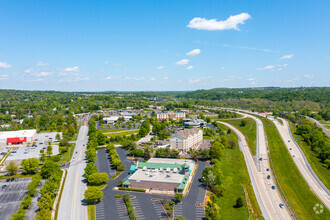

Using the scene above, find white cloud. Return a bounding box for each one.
[187,13,251,31]
[176,59,189,65]
[34,72,52,77]
[188,79,201,83]
[250,81,256,85]
[186,49,201,56]
[36,61,50,66]
[113,63,123,66]
[125,77,145,81]
[248,78,256,81]
[0,75,8,77]
[64,66,79,72]
[280,54,294,60]
[156,66,164,70]
[163,76,169,80]
[186,66,194,70]
[24,68,33,73]
[0,62,11,69]
[304,74,314,78]
[106,76,113,80]
[75,77,90,81]
[257,65,275,71]
[151,77,156,81]
[104,61,109,64]
[217,44,279,53]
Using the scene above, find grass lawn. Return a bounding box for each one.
[99,129,124,133]
[218,118,257,155]
[215,124,263,220]
[0,172,39,180]
[87,204,95,220]
[55,143,76,165]
[104,130,138,137]
[288,121,330,189]
[258,116,329,219]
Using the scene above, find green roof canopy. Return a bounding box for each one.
[176,176,189,190]
[137,162,183,171]
[123,180,131,185]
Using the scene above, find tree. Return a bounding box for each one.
[86,148,96,162]
[6,161,19,175]
[21,158,39,174]
[88,172,109,186]
[55,133,61,141]
[235,197,244,208]
[46,145,53,156]
[38,193,54,210]
[84,186,103,204]
[36,209,52,220]
[175,193,183,203]
[133,148,144,157]
[84,162,98,179]
[228,140,236,149]
[117,179,123,186]
[41,160,61,179]
[239,120,247,127]
[210,141,225,160]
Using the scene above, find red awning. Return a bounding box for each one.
[7,137,27,143]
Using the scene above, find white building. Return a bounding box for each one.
[0,129,37,146]
[169,128,203,152]
[103,115,132,124]
[156,112,185,121]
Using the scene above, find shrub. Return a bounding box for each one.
[118,187,146,192]
[115,194,122,198]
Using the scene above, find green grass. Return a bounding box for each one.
[277,118,283,124]
[104,130,138,137]
[288,121,330,189]
[0,172,39,180]
[87,204,95,220]
[99,129,124,133]
[258,116,329,219]
[214,124,263,220]
[219,118,257,155]
[55,143,76,165]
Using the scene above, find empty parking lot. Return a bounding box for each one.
[0,178,31,220]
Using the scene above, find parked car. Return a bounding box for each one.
[2,185,7,188]
[11,178,15,182]
[6,179,10,182]
[271,186,276,190]
[15,178,18,181]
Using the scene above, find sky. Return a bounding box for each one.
[0,0,329,91]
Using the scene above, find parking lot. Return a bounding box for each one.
[6,132,61,163]
[0,178,32,219]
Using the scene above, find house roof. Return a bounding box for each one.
[170,128,201,140]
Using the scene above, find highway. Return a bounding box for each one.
[58,124,89,220]
[268,115,330,209]
[306,116,330,137]
[220,121,291,220]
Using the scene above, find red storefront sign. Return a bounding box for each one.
[7,137,27,143]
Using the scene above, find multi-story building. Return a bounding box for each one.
[169,128,203,152]
[156,111,185,121]
[182,118,207,128]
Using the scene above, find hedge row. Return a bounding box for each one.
[11,175,42,220]
[107,144,125,171]
[118,187,146,192]
[123,194,137,220]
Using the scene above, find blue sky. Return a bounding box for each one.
[0,0,329,91]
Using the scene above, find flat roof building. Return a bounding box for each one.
[123,158,195,193]
[0,129,37,146]
[156,111,185,121]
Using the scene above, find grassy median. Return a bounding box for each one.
[104,130,138,137]
[216,123,263,220]
[288,121,330,190]
[219,118,257,155]
[259,116,329,220]
[87,204,95,220]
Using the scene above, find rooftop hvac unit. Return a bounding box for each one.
[160,167,163,171]
[173,168,178,173]
[143,166,147,171]
[145,172,149,175]
[166,167,171,172]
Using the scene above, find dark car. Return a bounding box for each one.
[11,177,15,182]
[267,175,271,179]
[6,178,10,182]
[2,185,7,188]
[259,158,263,161]
[271,186,276,190]
[266,168,269,171]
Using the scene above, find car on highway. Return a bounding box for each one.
[267,175,271,179]
[288,140,290,142]
[271,186,276,190]
[290,148,292,150]
[279,203,284,209]
[259,158,263,161]
[266,168,269,171]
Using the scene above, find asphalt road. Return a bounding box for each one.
[220,121,291,220]
[58,125,89,220]
[270,116,330,209]
[306,116,330,137]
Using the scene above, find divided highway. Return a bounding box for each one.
[306,116,330,137]
[58,125,89,220]
[220,121,291,220]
